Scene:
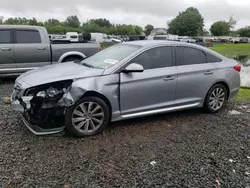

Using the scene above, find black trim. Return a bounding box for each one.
[13,29,17,43]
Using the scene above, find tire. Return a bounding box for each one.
[65,96,110,137]
[62,56,83,63]
[204,84,228,113]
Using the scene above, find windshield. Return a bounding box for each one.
[81,44,141,69]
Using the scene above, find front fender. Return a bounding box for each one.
[58,51,86,63]
[59,75,121,121]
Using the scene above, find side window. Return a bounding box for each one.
[16,30,41,43]
[176,47,206,66]
[0,30,11,43]
[131,47,173,70]
[205,52,222,63]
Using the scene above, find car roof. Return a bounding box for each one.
[124,40,194,47]
[123,40,226,60]
[0,25,44,29]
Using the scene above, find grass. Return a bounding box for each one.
[235,88,250,102]
[209,43,250,57]
[101,43,110,49]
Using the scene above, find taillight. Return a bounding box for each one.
[233,64,241,72]
[98,47,102,51]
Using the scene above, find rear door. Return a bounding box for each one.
[14,29,50,71]
[0,29,16,73]
[175,46,221,106]
[120,46,177,115]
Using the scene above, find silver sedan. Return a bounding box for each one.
[11,40,241,137]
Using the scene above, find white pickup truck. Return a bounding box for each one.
[0,25,101,76]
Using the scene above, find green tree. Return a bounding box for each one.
[82,23,104,33]
[202,28,210,36]
[44,19,61,26]
[168,7,204,36]
[0,16,3,24]
[28,17,38,25]
[64,15,81,28]
[4,17,29,25]
[89,18,112,27]
[210,21,230,36]
[238,26,250,37]
[228,15,237,31]
[134,25,143,35]
[144,24,154,36]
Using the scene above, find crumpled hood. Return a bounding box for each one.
[17,62,104,87]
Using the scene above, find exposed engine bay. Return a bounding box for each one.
[20,80,73,128]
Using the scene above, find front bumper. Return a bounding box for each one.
[11,96,33,113]
[11,91,65,136]
[21,115,65,136]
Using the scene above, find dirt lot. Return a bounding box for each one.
[1,79,250,188]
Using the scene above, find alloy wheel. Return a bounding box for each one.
[209,88,226,111]
[71,102,104,133]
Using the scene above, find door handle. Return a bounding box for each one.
[1,47,11,51]
[37,47,46,50]
[163,76,175,81]
[204,71,214,75]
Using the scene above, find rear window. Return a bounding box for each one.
[176,46,207,66]
[0,30,11,43]
[16,30,41,43]
[81,44,141,69]
[206,52,222,63]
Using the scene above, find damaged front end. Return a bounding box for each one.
[11,80,74,135]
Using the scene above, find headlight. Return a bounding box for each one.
[25,80,72,98]
[37,87,63,98]
[46,87,61,98]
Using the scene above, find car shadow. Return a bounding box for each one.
[0,77,16,84]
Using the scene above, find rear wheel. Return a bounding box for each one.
[65,96,110,137]
[204,84,227,113]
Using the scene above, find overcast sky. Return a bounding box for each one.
[0,0,250,29]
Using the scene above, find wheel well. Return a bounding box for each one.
[83,91,112,118]
[212,81,230,100]
[62,55,83,62]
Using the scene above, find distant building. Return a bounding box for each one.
[150,28,167,35]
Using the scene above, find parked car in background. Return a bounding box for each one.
[65,32,79,42]
[90,33,109,43]
[239,38,249,43]
[230,37,241,43]
[11,40,241,137]
[0,25,101,76]
[153,34,179,41]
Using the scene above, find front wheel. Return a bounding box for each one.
[65,96,110,137]
[204,84,228,113]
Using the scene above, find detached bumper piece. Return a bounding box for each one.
[21,115,65,136]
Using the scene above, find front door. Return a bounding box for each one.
[120,46,177,115]
[0,29,16,74]
[14,29,50,71]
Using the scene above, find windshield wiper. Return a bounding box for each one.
[82,62,95,68]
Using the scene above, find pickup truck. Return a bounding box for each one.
[0,25,101,76]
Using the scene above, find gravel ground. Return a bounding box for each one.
[1,78,250,188]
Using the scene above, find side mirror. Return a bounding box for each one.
[123,63,144,73]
